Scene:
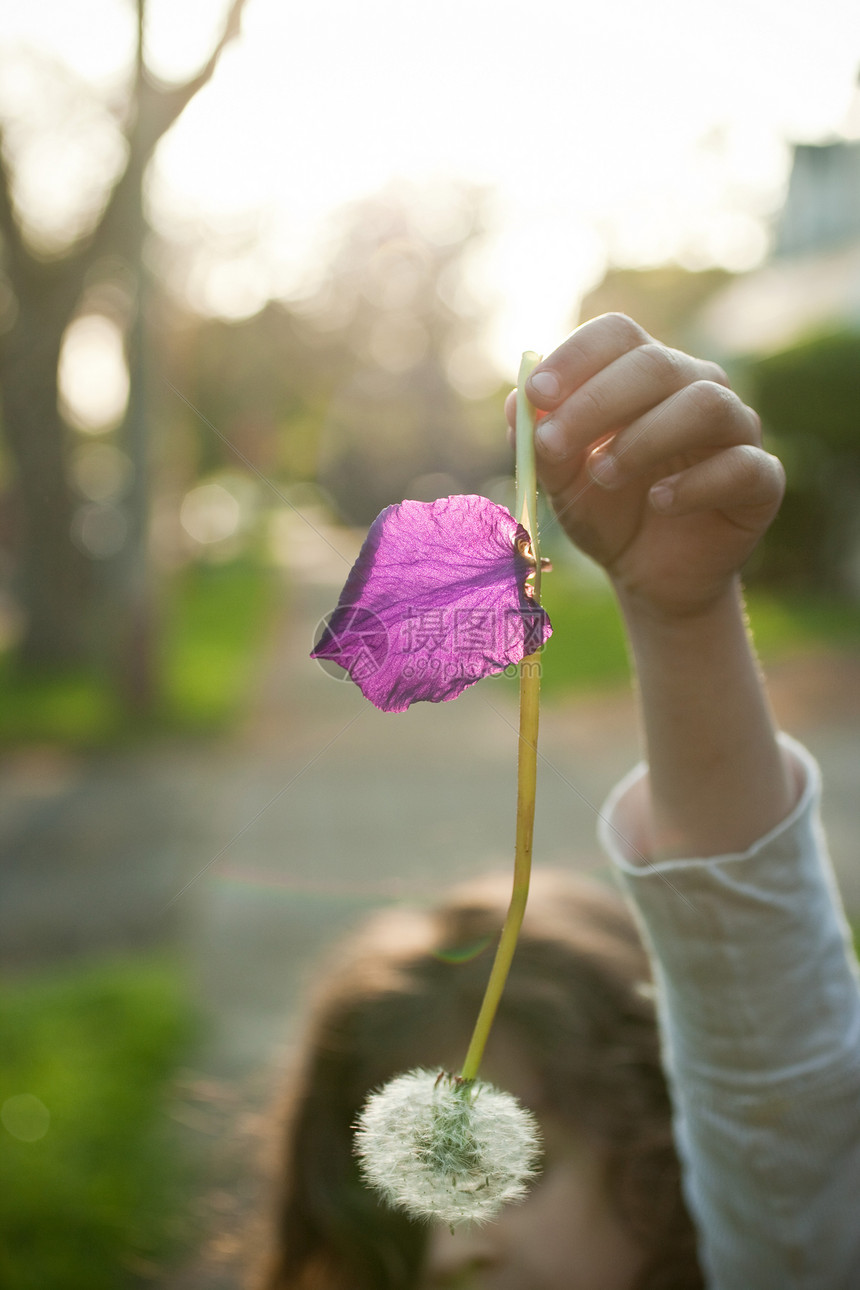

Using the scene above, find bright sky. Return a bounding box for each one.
[2,0,860,374]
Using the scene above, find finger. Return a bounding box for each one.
[526,313,652,411]
[585,381,760,491]
[648,445,786,525]
[536,351,729,502]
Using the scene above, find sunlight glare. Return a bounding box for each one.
[148,0,860,364]
[6,0,860,366]
[0,1,134,89]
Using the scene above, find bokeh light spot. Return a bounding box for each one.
[59,314,129,434]
[180,482,242,545]
[72,502,128,559]
[1,1094,50,1143]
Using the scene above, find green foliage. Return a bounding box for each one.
[580,265,733,349]
[0,662,120,746]
[528,564,860,698]
[742,328,860,592]
[743,590,860,658]
[745,329,860,453]
[0,956,198,1289]
[537,567,630,695]
[0,559,277,746]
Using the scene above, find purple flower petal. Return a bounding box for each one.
[311,495,552,712]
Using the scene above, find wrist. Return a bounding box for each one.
[613,576,794,857]
[614,576,746,648]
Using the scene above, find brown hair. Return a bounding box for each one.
[257,870,703,1290]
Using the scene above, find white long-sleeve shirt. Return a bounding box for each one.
[598,736,860,1290]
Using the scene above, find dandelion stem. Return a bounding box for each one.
[460,352,543,1084]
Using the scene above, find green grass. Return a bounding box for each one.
[743,591,860,659]
[537,567,631,695]
[0,560,278,746]
[0,664,120,746]
[158,558,277,731]
[0,955,199,1290]
[528,564,860,699]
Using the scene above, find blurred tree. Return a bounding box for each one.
[301,189,511,523]
[164,300,350,490]
[579,265,733,349]
[0,0,247,689]
[742,328,860,595]
[168,187,512,527]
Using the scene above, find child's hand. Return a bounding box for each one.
[506,314,785,619]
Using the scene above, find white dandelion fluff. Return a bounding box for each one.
[354,1068,542,1226]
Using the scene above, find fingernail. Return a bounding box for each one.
[529,370,560,401]
[587,446,620,488]
[649,481,675,512]
[536,418,568,458]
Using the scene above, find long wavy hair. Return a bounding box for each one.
[257,870,703,1290]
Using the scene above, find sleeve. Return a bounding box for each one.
[598,734,860,1290]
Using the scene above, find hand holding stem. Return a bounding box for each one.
[515,314,794,858]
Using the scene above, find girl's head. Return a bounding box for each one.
[259,870,702,1290]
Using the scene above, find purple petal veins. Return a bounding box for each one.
[311,495,552,712]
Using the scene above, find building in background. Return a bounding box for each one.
[697,133,860,359]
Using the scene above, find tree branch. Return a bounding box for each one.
[136,0,250,163]
[0,124,30,294]
[81,0,249,270]
[0,0,249,296]
[0,122,86,333]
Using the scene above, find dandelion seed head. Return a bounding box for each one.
[354,1068,542,1226]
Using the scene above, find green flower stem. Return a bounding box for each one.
[460,352,543,1084]
[515,350,542,578]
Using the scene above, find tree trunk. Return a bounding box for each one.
[0,293,88,666]
[0,0,248,681]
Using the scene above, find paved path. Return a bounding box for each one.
[2,521,858,1286]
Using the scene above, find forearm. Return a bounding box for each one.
[601,740,860,1288]
[617,576,796,859]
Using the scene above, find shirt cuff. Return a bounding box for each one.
[598,734,860,1090]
